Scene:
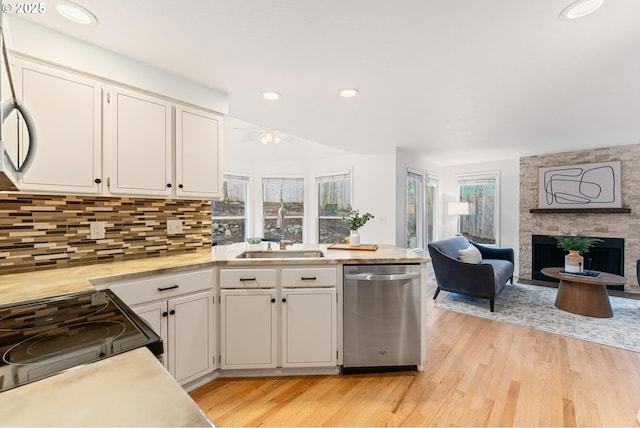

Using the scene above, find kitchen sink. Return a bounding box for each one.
[235,250,324,259]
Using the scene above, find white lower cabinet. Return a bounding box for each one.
[282,288,337,368]
[220,284,338,370]
[220,289,277,369]
[108,269,216,385]
[133,291,215,384]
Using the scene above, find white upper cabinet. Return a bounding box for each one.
[4,55,224,199]
[16,60,102,193]
[109,86,172,196]
[175,106,223,199]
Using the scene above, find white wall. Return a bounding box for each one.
[5,16,227,113]
[442,158,520,275]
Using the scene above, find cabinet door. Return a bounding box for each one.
[18,60,102,193]
[175,106,223,199]
[131,300,169,369]
[282,288,337,367]
[220,289,277,369]
[109,86,172,196]
[169,291,216,384]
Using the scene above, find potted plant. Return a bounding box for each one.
[342,205,374,247]
[552,233,603,273]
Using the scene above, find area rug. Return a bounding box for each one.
[434,282,640,352]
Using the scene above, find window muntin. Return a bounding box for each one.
[317,172,351,244]
[212,174,248,245]
[262,177,304,242]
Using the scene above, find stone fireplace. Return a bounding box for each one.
[519,144,640,293]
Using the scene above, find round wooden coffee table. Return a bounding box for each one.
[541,267,626,318]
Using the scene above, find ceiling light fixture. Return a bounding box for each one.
[261,91,281,101]
[559,0,604,20]
[339,88,360,98]
[259,129,282,145]
[56,1,98,25]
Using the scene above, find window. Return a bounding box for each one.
[211,174,248,245]
[457,172,499,245]
[317,172,351,243]
[426,173,439,244]
[262,177,304,242]
[406,170,424,249]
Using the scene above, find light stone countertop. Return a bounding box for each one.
[0,244,429,306]
[0,347,214,427]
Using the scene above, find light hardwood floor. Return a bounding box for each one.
[190,281,640,427]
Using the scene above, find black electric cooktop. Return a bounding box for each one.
[0,289,163,393]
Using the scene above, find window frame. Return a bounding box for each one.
[211,173,249,245]
[261,176,305,242]
[316,170,352,244]
[425,171,440,245]
[406,168,425,249]
[456,171,500,246]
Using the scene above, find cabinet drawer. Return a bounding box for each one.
[220,268,277,288]
[109,269,215,305]
[281,267,337,287]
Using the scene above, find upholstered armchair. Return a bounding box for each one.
[428,236,514,312]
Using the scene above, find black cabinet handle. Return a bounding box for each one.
[270,298,276,303]
[301,276,317,281]
[94,178,102,184]
[169,309,176,315]
[162,311,168,317]
[158,285,179,292]
[239,277,256,282]
[282,298,287,303]
[178,184,184,189]
[166,183,172,188]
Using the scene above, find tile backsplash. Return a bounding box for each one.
[0,193,212,274]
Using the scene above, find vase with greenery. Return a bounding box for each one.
[552,234,603,273]
[343,205,374,247]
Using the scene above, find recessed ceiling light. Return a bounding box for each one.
[559,0,604,20]
[56,1,98,25]
[261,91,281,101]
[339,88,360,98]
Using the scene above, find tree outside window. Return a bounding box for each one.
[458,173,499,245]
[263,177,304,242]
[211,175,248,245]
[317,173,351,243]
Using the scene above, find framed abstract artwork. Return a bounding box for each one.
[538,161,622,209]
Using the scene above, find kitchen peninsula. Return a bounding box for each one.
[0,244,429,427]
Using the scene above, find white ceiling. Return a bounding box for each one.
[12,0,640,165]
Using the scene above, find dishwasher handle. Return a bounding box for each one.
[344,272,421,281]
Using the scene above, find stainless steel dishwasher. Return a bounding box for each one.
[342,263,421,374]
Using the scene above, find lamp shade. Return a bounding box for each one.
[448,202,470,216]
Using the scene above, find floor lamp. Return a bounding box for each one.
[448,202,470,236]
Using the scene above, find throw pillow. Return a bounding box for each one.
[458,245,482,264]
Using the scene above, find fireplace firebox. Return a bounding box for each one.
[531,235,625,291]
